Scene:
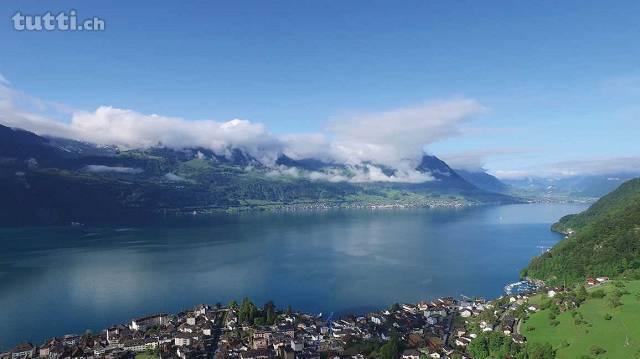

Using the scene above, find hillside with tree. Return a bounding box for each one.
[523,178,640,285]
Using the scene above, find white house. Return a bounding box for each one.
[401,349,421,359]
[11,344,35,359]
[174,333,192,347]
[130,314,168,331]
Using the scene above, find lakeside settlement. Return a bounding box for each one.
[1,295,478,359]
[2,275,615,359]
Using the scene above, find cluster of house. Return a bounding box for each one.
[452,293,540,351]
[586,277,609,287]
[450,299,493,350]
[1,297,478,359]
[0,304,219,359]
[217,298,468,359]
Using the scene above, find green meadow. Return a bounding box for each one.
[524,280,640,358]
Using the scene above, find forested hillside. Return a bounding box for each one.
[523,178,640,285]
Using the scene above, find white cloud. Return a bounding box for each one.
[164,173,190,182]
[441,148,529,172]
[83,165,143,174]
[0,73,10,86]
[280,133,333,162]
[490,169,534,180]
[327,99,486,166]
[2,102,284,165]
[0,80,486,183]
[69,106,279,155]
[266,163,434,184]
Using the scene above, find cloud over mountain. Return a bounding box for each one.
[0,80,484,180]
[441,148,529,172]
[3,76,638,183]
[327,99,485,166]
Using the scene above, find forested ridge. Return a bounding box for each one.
[524,178,640,285]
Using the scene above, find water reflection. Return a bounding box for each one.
[0,203,585,350]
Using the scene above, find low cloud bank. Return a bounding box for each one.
[266,163,434,184]
[0,77,485,183]
[164,173,191,182]
[84,165,143,174]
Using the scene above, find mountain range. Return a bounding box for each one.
[503,174,640,200]
[0,124,516,225]
[454,168,511,194]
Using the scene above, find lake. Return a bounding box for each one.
[0,203,586,350]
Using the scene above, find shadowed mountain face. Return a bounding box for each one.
[275,154,336,172]
[413,155,474,189]
[0,125,75,166]
[455,169,510,194]
[0,124,516,225]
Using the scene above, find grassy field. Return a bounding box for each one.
[524,280,640,358]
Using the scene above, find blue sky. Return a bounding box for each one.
[1,0,639,177]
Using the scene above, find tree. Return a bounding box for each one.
[377,331,401,359]
[467,332,496,359]
[590,345,606,355]
[469,332,528,359]
[608,294,623,308]
[524,342,555,359]
[263,300,276,325]
[239,297,258,324]
[576,286,588,304]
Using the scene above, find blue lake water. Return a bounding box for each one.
[0,203,586,349]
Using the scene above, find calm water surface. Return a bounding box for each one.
[0,203,586,349]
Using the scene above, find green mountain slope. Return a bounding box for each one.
[523,178,640,285]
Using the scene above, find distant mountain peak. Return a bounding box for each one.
[455,168,510,194]
[413,154,476,189]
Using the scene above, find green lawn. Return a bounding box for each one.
[524,280,640,358]
[527,292,547,307]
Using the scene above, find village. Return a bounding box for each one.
[0,294,493,359]
[1,277,608,359]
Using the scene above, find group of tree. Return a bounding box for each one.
[230,298,279,326]
[371,331,402,359]
[467,331,555,359]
